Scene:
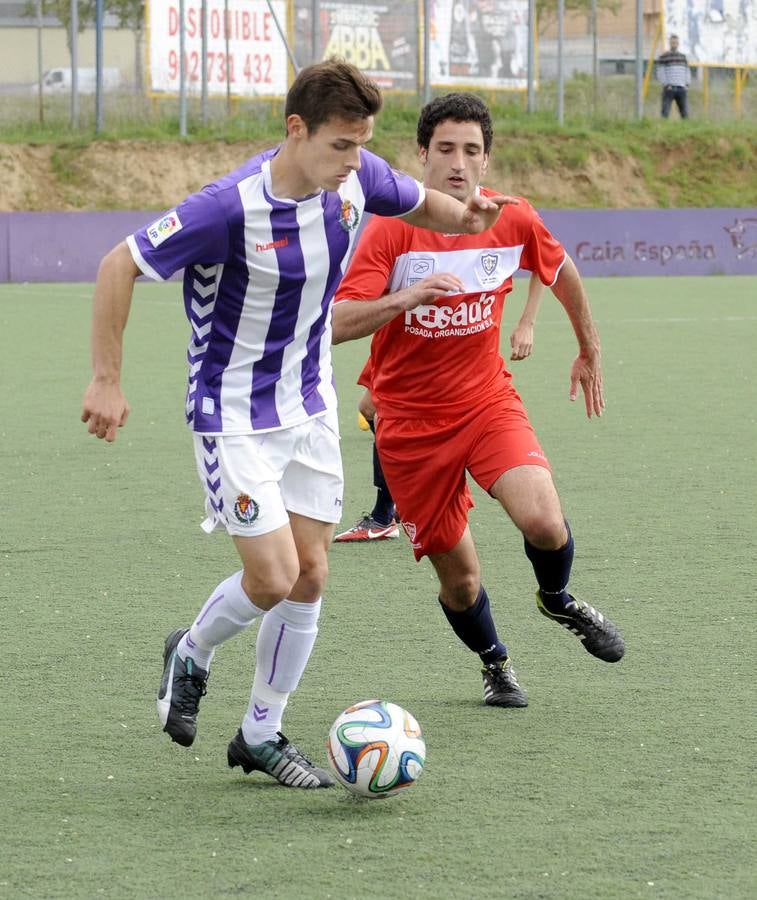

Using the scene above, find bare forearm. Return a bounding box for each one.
[518,273,545,327]
[332,270,466,343]
[332,295,407,344]
[91,241,140,382]
[404,186,510,234]
[550,256,600,352]
[403,187,467,233]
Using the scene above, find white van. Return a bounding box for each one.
[37,67,122,94]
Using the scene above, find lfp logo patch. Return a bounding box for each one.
[338,200,360,233]
[146,210,183,248]
[233,493,260,526]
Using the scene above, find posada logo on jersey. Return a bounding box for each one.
[147,210,183,248]
[404,293,497,339]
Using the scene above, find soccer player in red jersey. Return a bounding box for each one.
[332,93,624,707]
[334,273,545,543]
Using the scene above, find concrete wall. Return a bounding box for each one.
[2,209,756,282]
[0,26,137,85]
[540,0,662,39]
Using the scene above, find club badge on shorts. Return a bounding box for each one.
[233,493,260,525]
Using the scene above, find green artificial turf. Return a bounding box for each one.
[1,277,754,898]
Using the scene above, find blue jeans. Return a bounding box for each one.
[662,86,688,119]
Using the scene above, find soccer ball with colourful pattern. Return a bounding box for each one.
[327,700,426,799]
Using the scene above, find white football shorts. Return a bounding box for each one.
[192,410,344,537]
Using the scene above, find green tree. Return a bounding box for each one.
[106,0,143,31]
[25,1,97,54]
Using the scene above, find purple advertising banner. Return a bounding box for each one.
[539,208,757,278]
[1,208,756,283]
[0,211,161,284]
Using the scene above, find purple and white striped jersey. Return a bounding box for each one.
[127,147,424,434]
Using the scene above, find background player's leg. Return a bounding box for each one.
[334,395,398,542]
[369,425,397,527]
[361,389,395,526]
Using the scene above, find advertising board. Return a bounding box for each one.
[147,0,289,97]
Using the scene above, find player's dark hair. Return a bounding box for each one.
[285,59,383,133]
[416,93,493,154]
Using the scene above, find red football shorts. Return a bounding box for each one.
[375,391,550,560]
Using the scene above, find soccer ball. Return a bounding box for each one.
[327,699,426,799]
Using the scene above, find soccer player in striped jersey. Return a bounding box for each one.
[81,62,511,789]
[333,93,625,710]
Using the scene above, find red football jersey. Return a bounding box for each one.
[334,192,566,418]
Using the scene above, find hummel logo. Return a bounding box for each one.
[255,237,289,252]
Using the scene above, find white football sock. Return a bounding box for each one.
[242,598,321,745]
[179,570,264,669]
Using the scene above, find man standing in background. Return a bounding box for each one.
[656,33,691,119]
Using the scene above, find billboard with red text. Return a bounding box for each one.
[147,0,289,97]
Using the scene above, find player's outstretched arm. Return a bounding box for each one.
[510,273,545,361]
[403,187,517,235]
[550,255,605,419]
[81,241,141,442]
[332,273,465,344]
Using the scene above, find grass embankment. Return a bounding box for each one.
[1,87,756,209]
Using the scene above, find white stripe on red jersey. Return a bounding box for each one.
[334,191,566,419]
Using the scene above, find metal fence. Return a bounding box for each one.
[1,0,754,131]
